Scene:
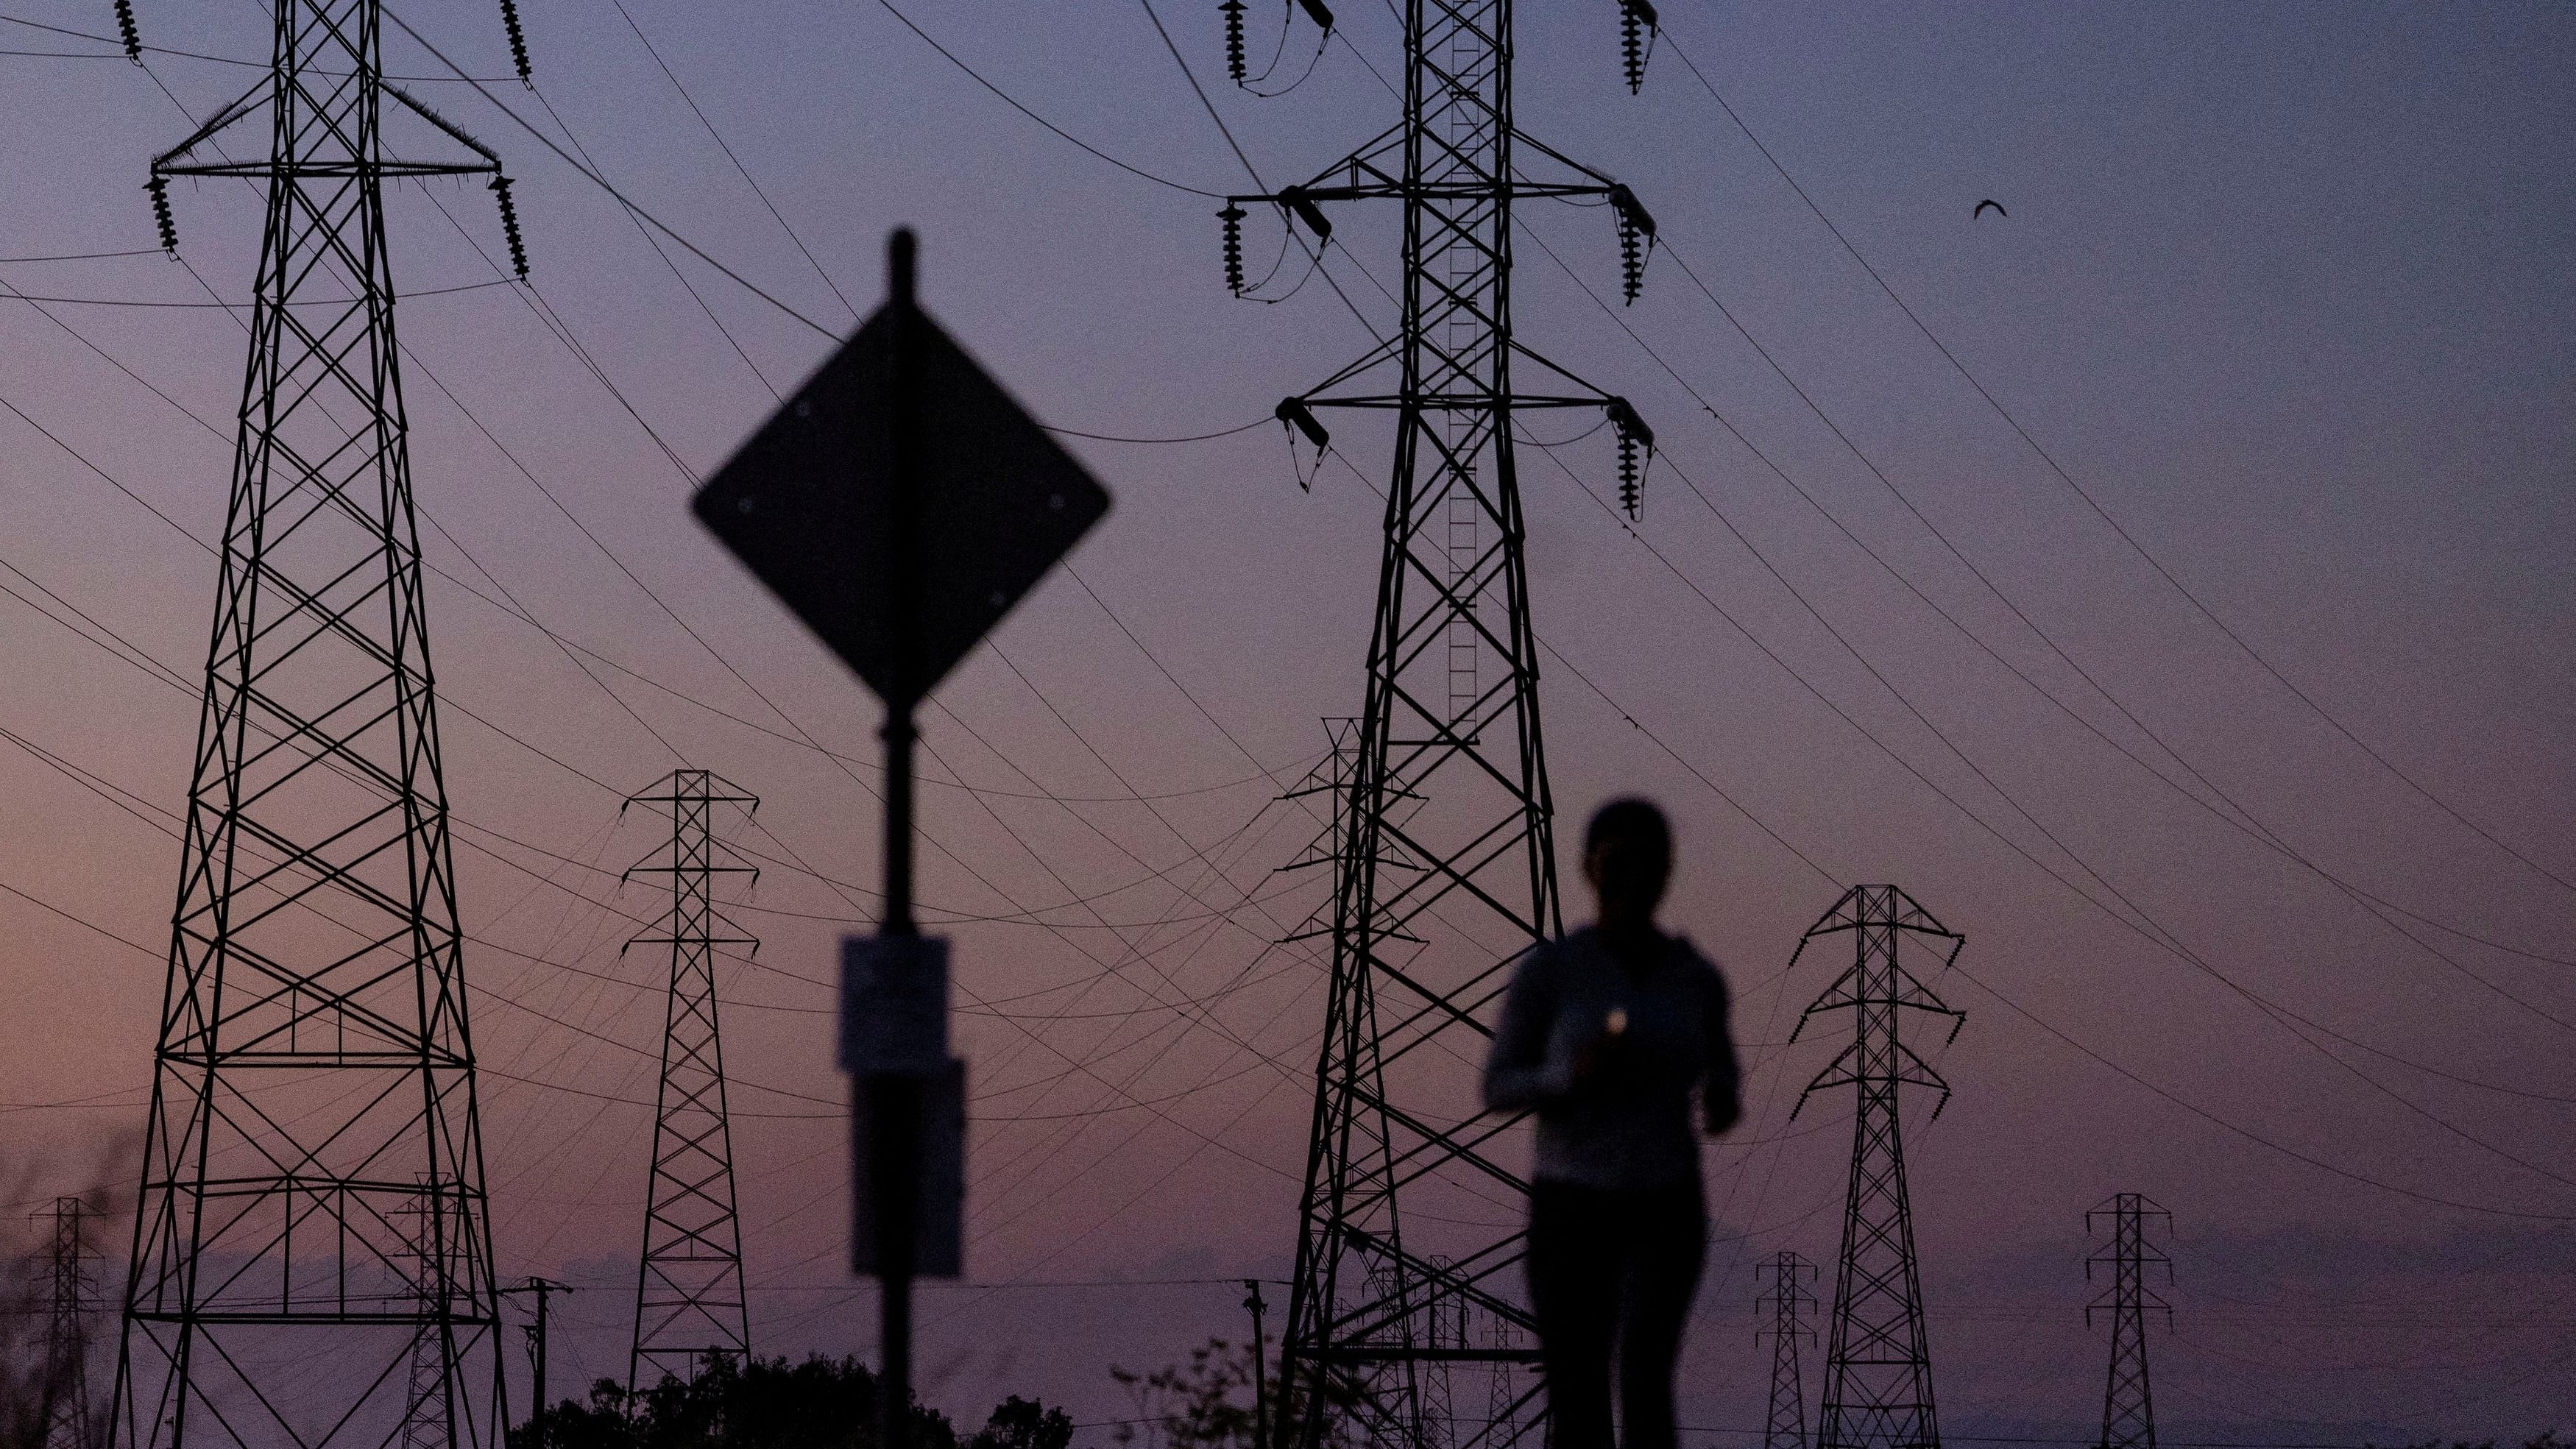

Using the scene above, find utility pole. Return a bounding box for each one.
[498,1278,574,1446]
[623,770,758,1392]
[37,1197,98,1449]
[2087,1195,2172,1449]
[110,4,523,1449]
[1759,1251,1818,1449]
[1227,6,1661,1448]
[1790,886,1965,1449]
[1244,1280,1270,1449]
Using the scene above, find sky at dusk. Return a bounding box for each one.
[2,1,2574,1445]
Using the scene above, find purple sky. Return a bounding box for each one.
[2,1,2573,1443]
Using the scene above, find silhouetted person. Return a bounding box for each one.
[1483,798,1741,1449]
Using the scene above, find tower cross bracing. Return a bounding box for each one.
[1791,886,1964,1449]
[624,770,757,1391]
[1231,6,1658,1449]
[110,4,523,1448]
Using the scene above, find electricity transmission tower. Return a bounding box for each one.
[38,1197,99,1449]
[403,1188,456,1449]
[1228,5,1661,1448]
[1759,1251,1818,1449]
[1790,887,1964,1449]
[110,2,525,1447]
[2087,1195,2171,1449]
[623,770,757,1391]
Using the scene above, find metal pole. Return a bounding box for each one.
[501,1278,571,1448]
[531,1284,550,1437]
[874,1071,919,1449]
[877,224,923,1449]
[1244,1280,1270,1449]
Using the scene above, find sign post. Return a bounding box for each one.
[691,228,1110,1449]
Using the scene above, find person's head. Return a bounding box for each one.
[1582,797,1671,929]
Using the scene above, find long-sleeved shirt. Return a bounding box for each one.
[1481,925,1740,1191]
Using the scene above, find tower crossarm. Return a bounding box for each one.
[146,43,527,274]
[1264,7,1666,1447]
[1791,1035,1957,1122]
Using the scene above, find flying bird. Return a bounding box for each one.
[1973,199,2008,221]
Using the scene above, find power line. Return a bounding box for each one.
[1652,26,2576,904]
[1523,219,2576,990]
[1317,419,2567,1224]
[609,0,860,322]
[874,0,1222,199]
[378,4,837,339]
[1514,230,2576,1100]
[1533,433,2576,1197]
[27,65,1363,1233]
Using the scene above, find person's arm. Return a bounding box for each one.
[1702,964,1742,1136]
[1482,945,1568,1113]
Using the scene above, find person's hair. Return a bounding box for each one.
[1585,796,1671,871]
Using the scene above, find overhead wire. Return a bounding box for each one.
[873,0,1223,199]
[426,15,1365,1175]
[75,42,1370,1235]
[1524,430,2576,1197]
[0,0,1348,1307]
[50,0,2566,1348]
[1515,215,2576,978]
[1653,26,2576,904]
[1116,1,2576,1264]
[1518,221,2576,1040]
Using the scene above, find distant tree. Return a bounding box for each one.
[512,1353,1069,1449]
[969,1397,1073,1449]
[2370,1434,2567,1449]
[1109,1340,1253,1449]
[1106,1338,1351,1449]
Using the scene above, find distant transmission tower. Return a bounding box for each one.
[1790,886,1964,1449]
[2086,1195,2171,1449]
[38,1197,99,1449]
[111,2,525,1447]
[1759,1251,1818,1449]
[1231,5,1661,1448]
[624,770,758,1391]
[403,1186,456,1449]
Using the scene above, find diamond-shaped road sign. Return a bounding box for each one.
[692,238,1109,708]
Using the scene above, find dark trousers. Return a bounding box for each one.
[1526,1177,1707,1449]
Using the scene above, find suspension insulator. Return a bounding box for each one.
[1619,0,1658,93]
[1218,204,1247,295]
[1618,212,1643,305]
[113,0,140,62]
[146,176,176,253]
[498,0,531,83]
[1607,397,1653,520]
[1607,183,1655,304]
[1221,0,1247,84]
[492,175,528,278]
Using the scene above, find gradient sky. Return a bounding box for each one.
[2,1,2574,1444]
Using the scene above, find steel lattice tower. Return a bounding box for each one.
[2086,1195,2171,1449]
[401,1187,456,1449]
[1231,6,1658,1448]
[1759,1251,1817,1449]
[111,4,523,1446]
[1789,887,1964,1449]
[623,770,757,1391]
[39,1197,100,1449]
